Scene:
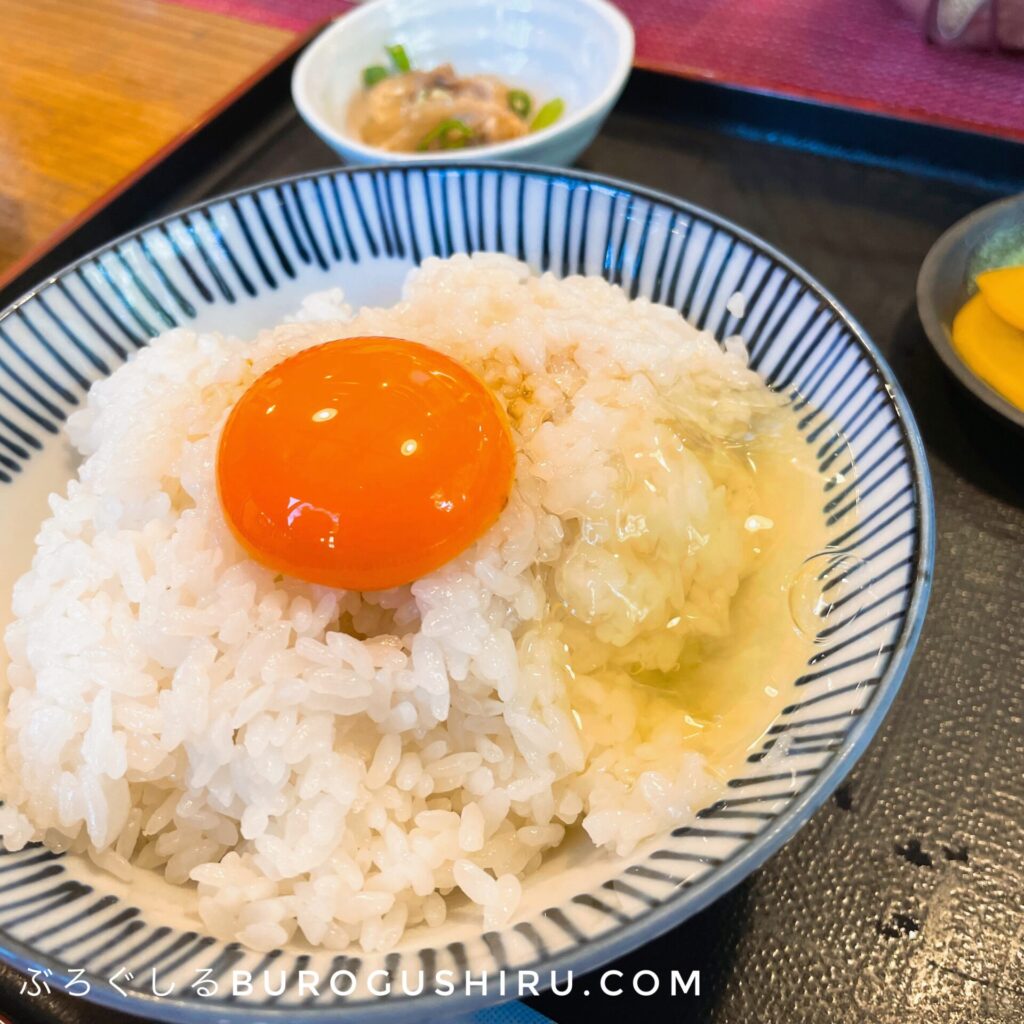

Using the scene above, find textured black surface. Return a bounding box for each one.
[2,69,1023,1024]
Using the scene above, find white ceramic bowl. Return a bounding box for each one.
[291,0,635,167]
[0,164,932,1022]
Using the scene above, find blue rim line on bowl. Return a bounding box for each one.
[0,163,934,1022]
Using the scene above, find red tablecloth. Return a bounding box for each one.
[173,0,1024,140]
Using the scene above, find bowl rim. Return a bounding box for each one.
[290,0,636,163]
[0,162,935,1023]
[916,190,1024,431]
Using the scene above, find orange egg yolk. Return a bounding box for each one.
[217,337,515,591]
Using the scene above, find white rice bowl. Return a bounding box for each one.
[0,254,782,953]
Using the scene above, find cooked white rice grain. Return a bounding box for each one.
[1,254,781,952]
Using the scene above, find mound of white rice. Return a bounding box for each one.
[1,255,779,952]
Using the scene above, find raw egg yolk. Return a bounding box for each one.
[217,337,515,591]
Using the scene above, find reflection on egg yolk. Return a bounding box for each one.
[217,337,515,591]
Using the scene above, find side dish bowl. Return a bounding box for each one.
[291,0,635,166]
[917,191,1024,430]
[0,164,933,1022]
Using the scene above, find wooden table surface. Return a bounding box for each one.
[0,0,294,282]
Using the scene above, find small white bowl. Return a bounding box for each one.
[291,0,635,167]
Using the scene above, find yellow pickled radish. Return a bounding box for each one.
[976,265,1024,331]
[951,291,1024,411]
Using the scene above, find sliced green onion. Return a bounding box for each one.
[362,64,389,87]
[386,43,411,73]
[507,89,532,119]
[417,118,474,151]
[530,97,565,133]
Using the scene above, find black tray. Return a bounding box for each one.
[2,43,1023,1024]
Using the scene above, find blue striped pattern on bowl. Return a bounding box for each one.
[0,165,933,1022]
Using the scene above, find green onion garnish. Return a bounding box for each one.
[507,89,532,119]
[417,118,474,151]
[363,65,389,87]
[386,43,411,73]
[530,97,565,133]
